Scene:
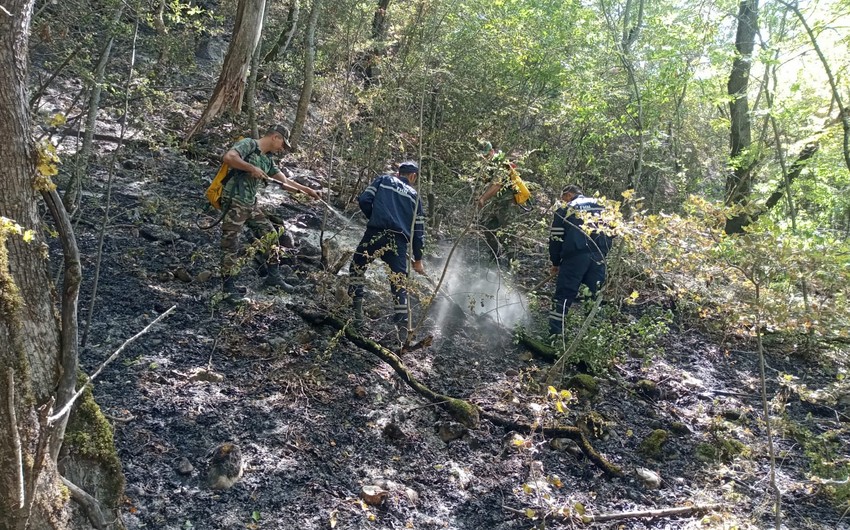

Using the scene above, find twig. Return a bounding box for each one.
[6,370,24,509]
[48,306,176,425]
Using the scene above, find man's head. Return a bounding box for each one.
[264,124,292,153]
[398,161,419,183]
[561,184,582,203]
[478,140,495,158]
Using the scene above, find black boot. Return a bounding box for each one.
[264,265,296,293]
[222,276,246,304]
[352,298,363,329]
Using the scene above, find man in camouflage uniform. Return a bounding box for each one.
[476,141,520,260]
[220,125,321,300]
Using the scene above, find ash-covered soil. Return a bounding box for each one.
[64,148,849,530]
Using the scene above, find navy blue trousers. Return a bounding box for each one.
[549,252,606,335]
[349,229,409,324]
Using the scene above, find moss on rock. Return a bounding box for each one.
[695,436,749,463]
[566,374,599,397]
[638,429,669,459]
[64,379,125,508]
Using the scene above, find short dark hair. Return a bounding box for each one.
[561,184,582,196]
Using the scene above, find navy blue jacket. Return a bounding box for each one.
[549,195,612,265]
[358,174,426,261]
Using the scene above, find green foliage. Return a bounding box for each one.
[638,429,669,460]
[786,420,850,506]
[623,196,850,346]
[559,304,672,373]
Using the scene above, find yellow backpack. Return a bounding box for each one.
[508,165,531,205]
[205,162,231,210]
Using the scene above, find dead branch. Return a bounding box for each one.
[41,188,82,459]
[572,503,721,523]
[61,476,107,530]
[292,306,621,476]
[291,305,480,428]
[48,305,176,425]
[480,411,622,477]
[6,370,24,510]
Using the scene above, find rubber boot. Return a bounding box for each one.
[264,265,296,293]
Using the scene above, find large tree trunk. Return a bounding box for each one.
[185,0,267,141]
[0,1,70,527]
[1,2,123,528]
[290,0,322,147]
[364,0,391,87]
[724,0,759,234]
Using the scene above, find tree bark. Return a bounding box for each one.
[724,0,760,234]
[290,0,322,147]
[0,1,71,527]
[185,0,267,141]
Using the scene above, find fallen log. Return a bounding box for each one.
[505,502,721,524]
[291,306,479,428]
[292,305,621,476]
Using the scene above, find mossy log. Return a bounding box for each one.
[516,328,558,362]
[293,306,621,476]
[480,411,622,477]
[291,306,480,428]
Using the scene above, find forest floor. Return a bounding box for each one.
[58,142,850,530]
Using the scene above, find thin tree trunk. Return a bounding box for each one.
[246,0,270,137]
[290,0,322,147]
[63,4,124,214]
[724,0,760,234]
[185,0,267,142]
[778,1,850,176]
[262,0,300,65]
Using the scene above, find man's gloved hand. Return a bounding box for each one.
[412,260,425,275]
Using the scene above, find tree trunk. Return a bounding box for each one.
[290,0,322,147]
[0,1,70,527]
[1,3,123,528]
[185,0,267,141]
[262,0,300,65]
[724,0,759,234]
[245,0,270,138]
[364,0,391,87]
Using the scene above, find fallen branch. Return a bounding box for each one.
[291,306,479,428]
[293,306,621,476]
[480,411,622,477]
[578,503,722,523]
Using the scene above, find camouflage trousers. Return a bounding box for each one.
[220,199,282,278]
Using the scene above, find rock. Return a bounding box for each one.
[404,487,419,504]
[635,467,662,489]
[721,409,745,422]
[189,368,224,383]
[158,271,174,282]
[353,385,367,398]
[174,267,193,283]
[176,457,194,476]
[360,485,388,506]
[635,379,661,399]
[504,368,519,377]
[195,37,228,64]
[670,421,692,436]
[566,374,599,397]
[195,270,213,283]
[436,421,468,443]
[549,437,583,457]
[207,443,243,490]
[139,224,179,242]
[638,429,669,460]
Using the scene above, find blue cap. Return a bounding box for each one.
[398,161,419,174]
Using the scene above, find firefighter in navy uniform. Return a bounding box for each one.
[349,161,426,333]
[548,185,613,337]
